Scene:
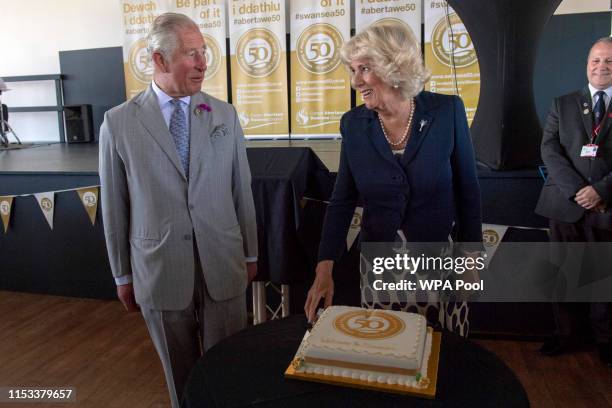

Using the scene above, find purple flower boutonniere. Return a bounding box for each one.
[194,103,212,115]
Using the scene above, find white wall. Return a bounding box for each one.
[0,0,123,142]
[555,0,611,15]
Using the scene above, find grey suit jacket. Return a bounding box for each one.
[536,88,612,230]
[99,85,258,310]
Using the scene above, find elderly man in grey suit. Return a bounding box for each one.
[99,13,258,406]
[536,37,612,366]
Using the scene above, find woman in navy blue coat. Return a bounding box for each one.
[304,21,483,335]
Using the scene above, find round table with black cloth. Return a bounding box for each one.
[181,315,528,408]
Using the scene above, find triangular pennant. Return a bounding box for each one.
[481,223,509,267]
[76,187,99,226]
[0,196,14,233]
[34,192,55,229]
[346,207,363,250]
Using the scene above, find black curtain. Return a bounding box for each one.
[448,0,562,169]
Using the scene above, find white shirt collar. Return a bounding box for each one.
[588,83,612,101]
[151,80,191,107]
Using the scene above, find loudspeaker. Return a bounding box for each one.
[64,104,93,143]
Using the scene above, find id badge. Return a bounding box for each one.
[580,144,598,157]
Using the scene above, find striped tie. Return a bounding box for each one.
[169,99,190,178]
[593,90,606,135]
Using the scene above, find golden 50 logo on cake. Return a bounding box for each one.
[236,28,281,78]
[203,34,222,80]
[128,38,154,84]
[430,13,477,68]
[333,310,405,339]
[296,23,343,75]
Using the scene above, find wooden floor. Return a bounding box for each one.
[0,291,169,407]
[0,291,611,408]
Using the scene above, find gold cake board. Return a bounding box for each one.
[285,331,441,399]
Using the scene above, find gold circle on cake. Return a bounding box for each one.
[333,310,405,340]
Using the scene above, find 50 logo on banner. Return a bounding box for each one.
[203,34,222,80]
[296,23,343,75]
[430,13,477,68]
[128,38,154,84]
[236,28,281,78]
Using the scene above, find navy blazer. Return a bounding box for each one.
[318,91,483,261]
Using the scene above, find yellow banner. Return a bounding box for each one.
[121,0,169,99]
[76,187,99,226]
[424,1,480,126]
[0,196,13,233]
[355,0,422,107]
[290,0,350,138]
[176,0,229,101]
[229,0,289,138]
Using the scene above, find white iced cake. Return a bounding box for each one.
[293,306,433,388]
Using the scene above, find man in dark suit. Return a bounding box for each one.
[536,37,612,366]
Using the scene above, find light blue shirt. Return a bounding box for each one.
[151,80,191,127]
[588,83,612,110]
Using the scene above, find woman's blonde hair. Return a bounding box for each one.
[340,20,430,99]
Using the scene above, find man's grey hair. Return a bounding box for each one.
[589,37,612,56]
[146,12,199,60]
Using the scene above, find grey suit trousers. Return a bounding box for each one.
[141,246,246,408]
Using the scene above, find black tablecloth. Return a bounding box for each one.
[181,316,529,408]
[247,148,333,285]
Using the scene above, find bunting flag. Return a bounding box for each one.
[34,192,55,230]
[229,0,289,138]
[120,0,170,99]
[355,0,422,107]
[76,187,99,226]
[346,206,363,250]
[289,0,350,138]
[0,196,13,233]
[424,1,480,125]
[481,223,509,267]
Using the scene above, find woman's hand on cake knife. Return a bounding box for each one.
[305,260,335,322]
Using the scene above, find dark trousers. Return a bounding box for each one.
[549,219,612,343]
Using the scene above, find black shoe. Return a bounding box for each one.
[598,343,612,367]
[539,338,566,356]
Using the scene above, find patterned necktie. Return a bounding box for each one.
[169,99,190,178]
[593,90,606,133]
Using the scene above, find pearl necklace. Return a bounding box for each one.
[379,98,415,147]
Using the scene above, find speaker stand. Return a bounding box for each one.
[0,91,22,147]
